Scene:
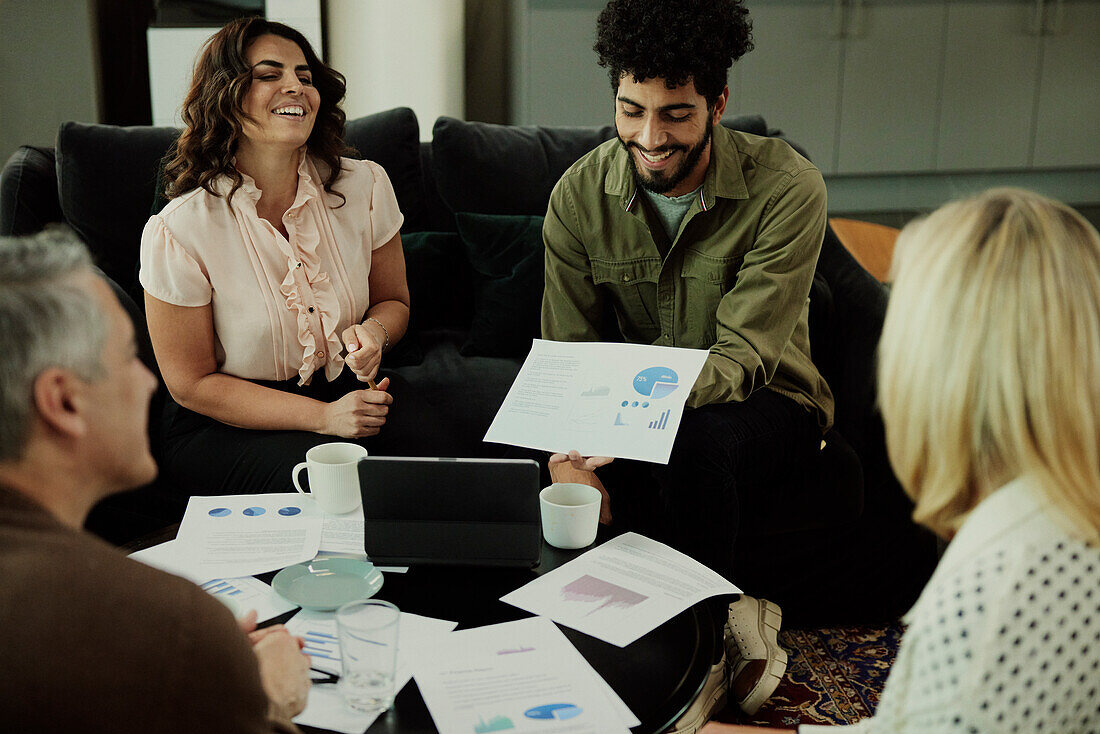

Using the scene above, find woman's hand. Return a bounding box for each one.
[321,377,392,438]
[342,322,383,382]
[548,450,615,524]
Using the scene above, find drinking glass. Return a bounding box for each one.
[336,599,400,712]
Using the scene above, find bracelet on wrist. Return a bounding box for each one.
[366,316,390,352]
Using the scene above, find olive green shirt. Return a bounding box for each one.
[541,124,834,430]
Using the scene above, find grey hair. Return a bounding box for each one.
[0,227,108,462]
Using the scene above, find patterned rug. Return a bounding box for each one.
[712,623,904,728]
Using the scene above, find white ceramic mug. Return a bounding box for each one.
[539,482,602,549]
[292,442,367,514]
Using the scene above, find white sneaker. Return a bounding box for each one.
[724,595,787,715]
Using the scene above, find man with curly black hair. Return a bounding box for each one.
[542,0,834,726]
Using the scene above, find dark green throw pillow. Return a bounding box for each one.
[387,230,473,367]
[455,212,545,358]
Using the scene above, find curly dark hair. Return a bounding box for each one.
[161,17,352,205]
[594,0,753,107]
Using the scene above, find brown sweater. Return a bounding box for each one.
[0,485,300,733]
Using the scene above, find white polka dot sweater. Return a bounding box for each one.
[801,477,1100,733]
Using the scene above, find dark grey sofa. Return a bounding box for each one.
[0,108,938,624]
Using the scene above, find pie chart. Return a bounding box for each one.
[524,703,583,721]
[633,366,679,398]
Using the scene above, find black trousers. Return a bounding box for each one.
[600,388,822,583]
[159,368,467,496]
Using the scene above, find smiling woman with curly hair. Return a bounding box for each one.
[138,17,426,497]
[161,18,350,204]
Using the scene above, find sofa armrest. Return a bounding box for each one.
[0,146,62,236]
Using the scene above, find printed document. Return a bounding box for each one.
[483,339,708,463]
[175,493,323,578]
[288,610,457,734]
[129,542,298,621]
[501,532,740,647]
[411,616,638,734]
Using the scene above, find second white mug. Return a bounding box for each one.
[539,482,602,549]
[292,442,367,514]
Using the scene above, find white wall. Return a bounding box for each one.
[0,0,99,162]
[327,0,465,140]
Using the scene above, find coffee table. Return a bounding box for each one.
[129,526,716,734]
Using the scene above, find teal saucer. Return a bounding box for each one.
[272,558,384,611]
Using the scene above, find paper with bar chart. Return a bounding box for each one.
[501,532,740,647]
[483,339,709,463]
[287,609,457,734]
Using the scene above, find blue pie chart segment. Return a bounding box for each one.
[242,507,266,516]
[524,703,582,721]
[633,366,678,398]
[278,506,302,516]
[208,508,231,517]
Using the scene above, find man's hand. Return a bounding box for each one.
[239,611,310,719]
[548,450,614,524]
[253,627,312,720]
[548,450,614,473]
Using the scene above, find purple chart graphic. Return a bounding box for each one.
[561,574,648,614]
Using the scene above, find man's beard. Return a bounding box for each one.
[620,115,713,195]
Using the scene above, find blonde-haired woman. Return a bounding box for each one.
[703,188,1100,732]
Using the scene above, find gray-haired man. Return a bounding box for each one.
[0,229,309,733]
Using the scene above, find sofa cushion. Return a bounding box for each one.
[455,212,545,358]
[56,122,179,289]
[344,107,425,231]
[430,114,771,218]
[390,330,522,458]
[385,230,477,367]
[431,118,616,217]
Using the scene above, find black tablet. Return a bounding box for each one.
[357,457,542,568]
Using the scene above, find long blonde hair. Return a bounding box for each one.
[878,188,1100,544]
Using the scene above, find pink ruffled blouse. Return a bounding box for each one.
[139,153,403,385]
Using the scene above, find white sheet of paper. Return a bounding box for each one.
[288,609,458,734]
[501,532,740,647]
[198,575,298,622]
[411,616,638,734]
[129,542,298,622]
[128,538,211,584]
[319,503,366,555]
[483,339,709,463]
[175,494,323,578]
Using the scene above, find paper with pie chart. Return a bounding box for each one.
[411,616,637,734]
[484,339,709,463]
[174,493,324,578]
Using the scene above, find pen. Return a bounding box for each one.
[310,667,340,685]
